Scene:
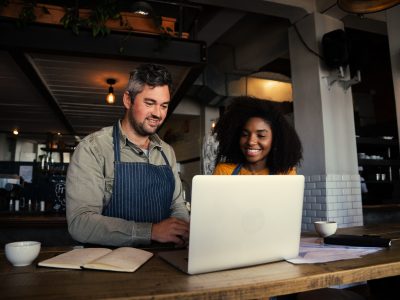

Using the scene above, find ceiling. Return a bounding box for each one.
[0,0,391,144]
[0,6,206,143]
[25,52,192,134]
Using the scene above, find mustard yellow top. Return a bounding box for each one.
[213,163,296,175]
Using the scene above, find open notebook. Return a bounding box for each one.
[159,174,305,274]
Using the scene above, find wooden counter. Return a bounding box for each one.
[0,212,73,247]
[1,224,400,299]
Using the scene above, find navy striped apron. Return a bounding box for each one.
[103,123,174,222]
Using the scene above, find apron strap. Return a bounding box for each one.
[113,122,121,162]
[231,164,242,175]
[160,150,171,166]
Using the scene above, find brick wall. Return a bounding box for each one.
[302,174,364,232]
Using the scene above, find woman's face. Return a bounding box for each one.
[239,117,273,170]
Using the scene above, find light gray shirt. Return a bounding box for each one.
[66,122,189,246]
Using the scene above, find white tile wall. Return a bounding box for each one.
[302,174,363,232]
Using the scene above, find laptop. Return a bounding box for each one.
[159,175,305,275]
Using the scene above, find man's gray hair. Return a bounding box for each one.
[127,63,172,101]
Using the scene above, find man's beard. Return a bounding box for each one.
[128,113,160,137]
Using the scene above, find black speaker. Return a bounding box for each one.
[322,29,350,69]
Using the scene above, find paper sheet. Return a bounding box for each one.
[287,237,383,264]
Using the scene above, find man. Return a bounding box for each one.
[66,63,189,246]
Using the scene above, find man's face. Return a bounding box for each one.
[125,84,170,137]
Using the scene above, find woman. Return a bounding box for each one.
[213,96,302,175]
[212,96,366,300]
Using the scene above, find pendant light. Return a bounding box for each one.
[131,1,154,16]
[106,78,116,104]
[337,0,400,14]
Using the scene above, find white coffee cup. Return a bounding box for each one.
[314,221,337,237]
[5,241,41,267]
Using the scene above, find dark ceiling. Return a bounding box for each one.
[0,0,391,144]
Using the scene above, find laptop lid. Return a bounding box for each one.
[186,174,305,274]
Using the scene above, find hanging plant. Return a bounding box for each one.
[0,0,48,27]
[86,0,120,37]
[17,0,37,27]
[60,0,121,37]
[60,5,82,35]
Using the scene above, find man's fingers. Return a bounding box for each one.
[151,217,190,244]
[170,218,189,227]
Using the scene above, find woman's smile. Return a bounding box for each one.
[243,148,262,156]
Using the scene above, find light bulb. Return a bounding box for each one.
[106,84,115,104]
[106,92,115,104]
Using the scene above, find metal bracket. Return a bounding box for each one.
[324,67,361,91]
[342,70,361,90]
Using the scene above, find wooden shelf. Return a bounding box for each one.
[365,180,393,184]
[363,204,400,209]
[0,2,189,38]
[0,211,66,228]
[356,137,398,146]
[358,159,400,166]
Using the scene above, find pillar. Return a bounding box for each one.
[289,13,363,231]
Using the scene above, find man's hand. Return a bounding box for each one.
[151,217,189,245]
